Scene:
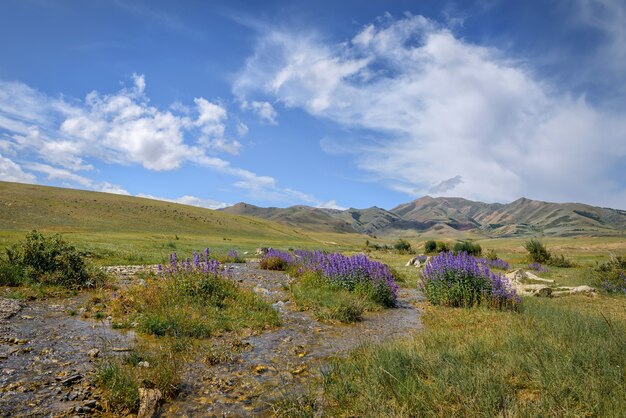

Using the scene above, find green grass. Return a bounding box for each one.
[310,296,626,417]
[290,273,380,323]
[95,341,181,413]
[111,270,280,338]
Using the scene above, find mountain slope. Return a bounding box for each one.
[222,196,626,238]
[391,196,626,237]
[221,203,357,233]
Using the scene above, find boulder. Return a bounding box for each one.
[138,388,162,418]
[552,285,596,297]
[513,284,553,297]
[255,247,270,256]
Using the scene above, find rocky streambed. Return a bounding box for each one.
[1,263,423,417]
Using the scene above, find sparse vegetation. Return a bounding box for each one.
[96,342,181,413]
[0,230,105,288]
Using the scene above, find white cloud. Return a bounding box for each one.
[25,162,129,195]
[0,153,36,183]
[136,193,230,210]
[240,100,278,124]
[235,14,626,208]
[0,75,327,206]
[317,200,347,210]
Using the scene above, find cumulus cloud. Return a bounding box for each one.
[0,153,36,183]
[234,14,626,208]
[0,75,327,205]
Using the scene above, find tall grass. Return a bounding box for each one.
[318,297,626,417]
[111,252,280,338]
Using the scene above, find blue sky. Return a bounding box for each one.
[1,0,625,210]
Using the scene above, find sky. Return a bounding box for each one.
[0,0,625,210]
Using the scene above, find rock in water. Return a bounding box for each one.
[138,388,162,418]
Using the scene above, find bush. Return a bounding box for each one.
[424,240,437,253]
[0,230,104,288]
[524,239,550,264]
[260,256,289,271]
[420,251,519,310]
[546,253,574,268]
[453,241,482,256]
[484,249,499,261]
[393,239,412,253]
[592,254,626,293]
[259,249,293,271]
[435,241,450,253]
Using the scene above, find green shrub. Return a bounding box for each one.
[453,241,482,256]
[484,248,499,261]
[524,239,551,264]
[393,239,412,253]
[435,241,450,253]
[592,254,626,293]
[259,256,289,271]
[424,240,437,253]
[0,230,104,288]
[546,253,574,268]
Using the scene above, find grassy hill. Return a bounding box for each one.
[0,182,367,264]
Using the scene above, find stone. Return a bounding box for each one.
[552,285,596,297]
[61,374,82,386]
[137,388,162,418]
[87,348,100,358]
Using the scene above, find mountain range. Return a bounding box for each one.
[221,196,626,238]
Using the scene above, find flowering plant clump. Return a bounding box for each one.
[260,249,398,307]
[293,250,398,307]
[482,258,510,270]
[158,248,221,276]
[259,249,293,270]
[527,262,548,273]
[420,251,519,310]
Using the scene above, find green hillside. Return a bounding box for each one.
[0,182,365,264]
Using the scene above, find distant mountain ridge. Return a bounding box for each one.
[221,196,626,237]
